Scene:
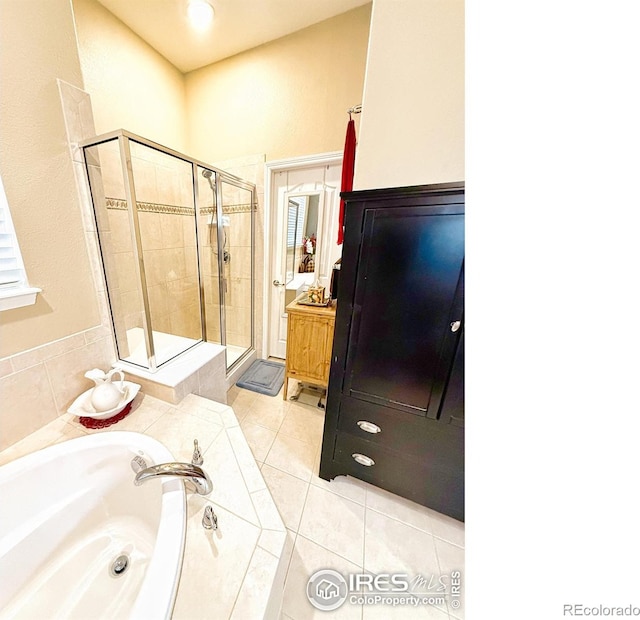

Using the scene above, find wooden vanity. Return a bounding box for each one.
[283,298,336,400]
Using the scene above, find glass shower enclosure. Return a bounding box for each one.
[81,130,255,372]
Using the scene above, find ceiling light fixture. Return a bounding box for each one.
[187,0,214,30]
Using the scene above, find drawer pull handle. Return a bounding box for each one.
[352,453,375,467]
[357,420,381,434]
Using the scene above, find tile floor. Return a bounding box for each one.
[228,380,465,620]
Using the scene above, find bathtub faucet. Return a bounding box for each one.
[134,462,213,495]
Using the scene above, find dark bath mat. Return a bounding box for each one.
[236,359,285,397]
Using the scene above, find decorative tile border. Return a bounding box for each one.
[105,198,194,216]
[106,197,255,216]
[220,202,255,214]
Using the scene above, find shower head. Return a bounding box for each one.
[202,169,215,192]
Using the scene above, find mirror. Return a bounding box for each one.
[285,193,319,285]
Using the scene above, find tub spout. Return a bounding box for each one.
[134,462,212,495]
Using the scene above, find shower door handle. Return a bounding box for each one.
[273,280,285,287]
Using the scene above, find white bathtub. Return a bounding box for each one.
[0,432,186,619]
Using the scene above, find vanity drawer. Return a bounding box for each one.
[332,431,464,520]
[336,397,461,459]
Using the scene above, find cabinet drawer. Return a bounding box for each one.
[337,397,462,459]
[331,431,464,520]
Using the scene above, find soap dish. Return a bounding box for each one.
[67,381,141,420]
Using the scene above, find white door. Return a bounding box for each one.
[267,158,342,359]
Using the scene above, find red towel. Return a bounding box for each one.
[337,119,356,245]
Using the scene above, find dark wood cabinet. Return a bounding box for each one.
[319,183,464,521]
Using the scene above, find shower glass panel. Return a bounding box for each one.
[196,165,222,348]
[128,141,202,366]
[84,138,141,364]
[218,180,254,368]
[81,130,256,373]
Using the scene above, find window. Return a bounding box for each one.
[287,196,307,249]
[0,176,40,311]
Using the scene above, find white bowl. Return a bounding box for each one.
[67,381,141,420]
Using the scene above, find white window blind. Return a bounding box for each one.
[286,201,298,249]
[0,189,26,288]
[0,176,40,310]
[287,197,307,249]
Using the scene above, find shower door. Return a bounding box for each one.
[83,134,203,371]
[217,178,254,369]
[128,140,202,367]
[197,167,255,370]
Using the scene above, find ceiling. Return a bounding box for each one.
[96,0,371,73]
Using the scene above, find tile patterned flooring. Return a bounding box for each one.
[0,378,464,619]
[228,381,465,620]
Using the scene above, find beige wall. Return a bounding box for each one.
[185,5,372,164]
[0,0,100,357]
[0,0,465,450]
[354,0,464,189]
[72,0,188,151]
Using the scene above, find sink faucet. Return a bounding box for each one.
[134,462,213,495]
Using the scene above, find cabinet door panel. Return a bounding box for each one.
[286,314,334,383]
[344,208,464,414]
[439,329,464,427]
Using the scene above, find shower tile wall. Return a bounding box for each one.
[221,183,253,354]
[138,210,200,340]
[197,172,255,357]
[196,171,221,346]
[105,208,139,337]
[100,145,203,344]
[213,154,266,360]
[83,141,132,359]
[91,145,262,369]
[0,325,115,450]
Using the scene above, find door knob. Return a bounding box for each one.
[273,279,285,287]
[450,320,461,332]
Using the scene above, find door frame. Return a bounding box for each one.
[263,151,342,359]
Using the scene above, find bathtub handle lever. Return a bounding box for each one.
[192,439,203,466]
[202,505,218,530]
[134,462,213,495]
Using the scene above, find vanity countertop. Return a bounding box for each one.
[286,297,336,317]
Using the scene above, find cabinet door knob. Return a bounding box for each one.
[450,320,461,332]
[357,420,381,434]
[352,453,375,467]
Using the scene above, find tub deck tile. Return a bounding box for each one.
[0,390,287,620]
